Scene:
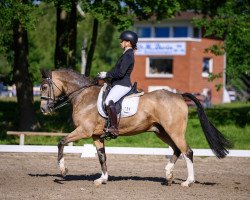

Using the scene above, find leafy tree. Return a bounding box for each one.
[53,0,77,69]
[0,0,39,130]
[28,2,57,84]
[78,0,181,76]
[0,55,11,80]
[181,0,250,99]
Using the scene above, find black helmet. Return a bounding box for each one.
[120,30,138,45]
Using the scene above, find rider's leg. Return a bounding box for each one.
[104,85,131,136]
[106,100,119,135]
[105,85,131,104]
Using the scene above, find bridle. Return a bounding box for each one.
[40,77,67,112]
[40,76,98,112]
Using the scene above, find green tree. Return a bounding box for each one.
[28,2,56,83]
[0,0,39,130]
[181,0,250,92]
[79,0,181,76]
[53,0,77,69]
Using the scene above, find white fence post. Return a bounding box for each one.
[68,142,73,146]
[20,134,25,145]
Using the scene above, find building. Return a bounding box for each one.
[131,12,225,104]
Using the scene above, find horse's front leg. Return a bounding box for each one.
[93,136,108,186]
[58,127,90,177]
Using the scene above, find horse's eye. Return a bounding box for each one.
[41,85,47,91]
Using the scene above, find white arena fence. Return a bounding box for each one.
[0,144,250,158]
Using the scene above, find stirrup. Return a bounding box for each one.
[100,131,118,141]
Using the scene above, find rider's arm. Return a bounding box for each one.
[106,53,133,79]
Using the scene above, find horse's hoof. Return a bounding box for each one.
[165,180,173,186]
[162,181,172,186]
[94,178,107,186]
[61,168,68,177]
[165,173,173,186]
[181,180,194,187]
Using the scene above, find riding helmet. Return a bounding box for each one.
[120,30,138,45]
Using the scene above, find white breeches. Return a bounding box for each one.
[105,85,131,105]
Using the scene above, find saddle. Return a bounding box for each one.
[101,82,140,116]
[97,82,143,140]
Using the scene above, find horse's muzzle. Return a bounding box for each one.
[40,103,53,115]
[40,107,50,115]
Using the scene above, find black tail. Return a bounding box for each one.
[182,93,232,159]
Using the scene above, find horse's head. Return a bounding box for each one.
[40,69,64,114]
[40,68,95,114]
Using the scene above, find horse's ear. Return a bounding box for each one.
[40,69,51,79]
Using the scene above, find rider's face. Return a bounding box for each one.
[120,40,131,49]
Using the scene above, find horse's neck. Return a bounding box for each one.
[54,72,99,105]
[64,83,82,95]
[62,78,88,96]
[70,85,100,107]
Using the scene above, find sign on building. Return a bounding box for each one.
[136,42,186,55]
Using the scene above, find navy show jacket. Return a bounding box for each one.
[106,48,134,87]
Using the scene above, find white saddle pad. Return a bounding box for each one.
[97,84,144,118]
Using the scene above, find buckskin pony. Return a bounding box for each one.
[40,68,231,187]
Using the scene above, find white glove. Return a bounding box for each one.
[98,71,107,79]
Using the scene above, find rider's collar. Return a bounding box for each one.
[123,47,132,54]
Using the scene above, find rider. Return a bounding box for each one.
[97,30,138,136]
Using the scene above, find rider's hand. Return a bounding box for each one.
[97,72,107,79]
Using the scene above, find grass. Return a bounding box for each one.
[0,97,249,149]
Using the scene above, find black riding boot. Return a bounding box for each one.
[106,101,119,136]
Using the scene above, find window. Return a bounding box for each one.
[193,27,200,38]
[173,26,188,37]
[137,27,151,37]
[202,58,213,77]
[135,24,202,39]
[155,27,170,37]
[146,57,173,78]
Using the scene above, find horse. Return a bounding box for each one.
[40,68,231,187]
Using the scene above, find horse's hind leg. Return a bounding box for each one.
[163,127,195,187]
[154,126,181,185]
[93,136,108,186]
[181,146,194,187]
[157,124,195,187]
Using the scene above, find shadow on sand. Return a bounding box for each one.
[28,173,218,186]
